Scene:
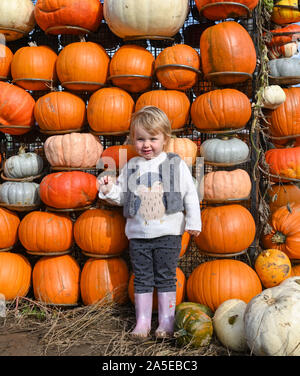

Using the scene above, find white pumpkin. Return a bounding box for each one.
[261,85,286,109]
[213,299,248,353]
[0,181,40,206]
[103,0,189,39]
[4,147,44,179]
[280,276,300,290]
[268,57,300,77]
[0,0,35,41]
[200,137,249,164]
[244,282,300,356]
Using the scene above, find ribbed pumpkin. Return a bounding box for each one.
[128,267,186,311]
[99,144,139,170]
[0,208,20,250]
[4,146,43,179]
[11,44,58,91]
[203,169,252,201]
[0,252,31,301]
[80,257,129,305]
[195,204,256,255]
[191,89,252,131]
[200,21,257,85]
[109,45,154,93]
[265,146,300,180]
[32,255,80,306]
[271,0,300,24]
[186,259,262,312]
[44,133,103,168]
[34,0,103,35]
[39,171,98,209]
[267,183,300,214]
[195,0,259,20]
[0,81,35,135]
[155,44,200,91]
[74,208,128,257]
[0,45,13,80]
[0,0,35,41]
[261,203,300,259]
[18,211,73,255]
[165,137,198,166]
[135,90,190,130]
[87,87,134,134]
[0,181,40,206]
[254,249,291,288]
[34,91,87,133]
[56,41,110,91]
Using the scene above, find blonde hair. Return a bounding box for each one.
[129,106,172,145]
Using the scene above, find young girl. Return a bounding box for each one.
[98,106,201,339]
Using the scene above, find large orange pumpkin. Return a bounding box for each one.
[261,203,300,259]
[80,257,129,305]
[11,44,58,91]
[135,90,190,130]
[39,171,98,209]
[200,21,257,85]
[0,81,35,135]
[267,183,300,214]
[56,41,110,91]
[109,45,154,93]
[191,89,252,131]
[265,146,300,180]
[74,208,128,257]
[99,144,139,170]
[87,87,135,134]
[0,207,20,250]
[18,211,73,255]
[195,204,256,255]
[34,0,103,34]
[0,45,13,80]
[34,91,87,133]
[0,252,31,301]
[186,259,262,311]
[128,267,186,311]
[32,255,80,306]
[195,0,259,20]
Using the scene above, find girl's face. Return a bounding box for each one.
[133,126,167,160]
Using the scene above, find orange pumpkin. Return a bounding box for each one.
[0,44,13,80]
[267,183,300,214]
[195,204,256,255]
[80,257,129,305]
[74,208,128,257]
[291,264,300,276]
[34,91,87,133]
[261,203,300,259]
[32,255,80,306]
[11,44,58,91]
[109,45,154,93]
[254,249,291,288]
[0,252,31,301]
[265,146,300,180]
[0,81,35,135]
[56,41,110,91]
[135,90,190,130]
[87,87,135,134]
[155,44,200,91]
[100,144,139,170]
[186,259,262,312]
[34,0,103,34]
[191,89,252,131]
[18,211,73,255]
[164,137,198,166]
[39,171,98,209]
[200,21,257,85]
[195,0,259,20]
[128,267,186,311]
[0,207,20,250]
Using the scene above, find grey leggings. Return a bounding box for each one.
[129,235,182,294]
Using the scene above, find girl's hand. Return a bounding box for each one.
[186,230,201,237]
[98,175,115,195]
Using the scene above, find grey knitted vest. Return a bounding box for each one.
[123,153,184,218]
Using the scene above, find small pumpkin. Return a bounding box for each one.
[176,301,213,318]
[4,146,43,179]
[261,85,286,109]
[0,181,40,206]
[268,42,298,59]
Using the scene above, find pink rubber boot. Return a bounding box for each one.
[131,292,153,338]
[155,291,177,338]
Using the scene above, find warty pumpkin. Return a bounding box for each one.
[34,0,103,35]
[0,45,13,80]
[0,207,20,250]
[33,255,80,306]
[18,211,73,255]
[186,259,262,312]
[0,252,31,301]
[195,0,259,20]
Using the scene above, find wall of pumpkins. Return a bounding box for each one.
[0,0,298,320]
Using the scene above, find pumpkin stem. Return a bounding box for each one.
[272,231,286,244]
[18,145,26,154]
[228,314,238,325]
